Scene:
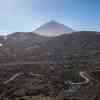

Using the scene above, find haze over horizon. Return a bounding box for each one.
[0,0,99,35]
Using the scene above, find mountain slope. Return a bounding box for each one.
[0,31,100,63]
[6,32,50,48]
[45,31,100,49]
[34,20,74,36]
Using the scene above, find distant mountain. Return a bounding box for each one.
[34,20,74,36]
[0,31,100,63]
[3,31,100,51]
[2,31,100,52]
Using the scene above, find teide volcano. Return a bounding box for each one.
[34,20,74,36]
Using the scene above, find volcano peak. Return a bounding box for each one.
[34,20,74,36]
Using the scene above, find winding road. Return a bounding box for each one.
[4,71,90,85]
[65,71,90,85]
[0,72,45,99]
[0,61,90,85]
[0,61,60,85]
[4,72,24,84]
[3,72,44,85]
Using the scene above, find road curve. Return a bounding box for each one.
[65,71,90,85]
[4,72,24,84]
[3,72,44,85]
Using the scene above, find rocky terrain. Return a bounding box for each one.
[0,31,100,99]
[0,63,63,100]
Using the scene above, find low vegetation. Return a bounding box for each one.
[16,95,64,100]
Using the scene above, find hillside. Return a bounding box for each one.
[0,31,100,63]
[0,31,100,100]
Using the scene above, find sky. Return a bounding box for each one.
[0,0,99,35]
